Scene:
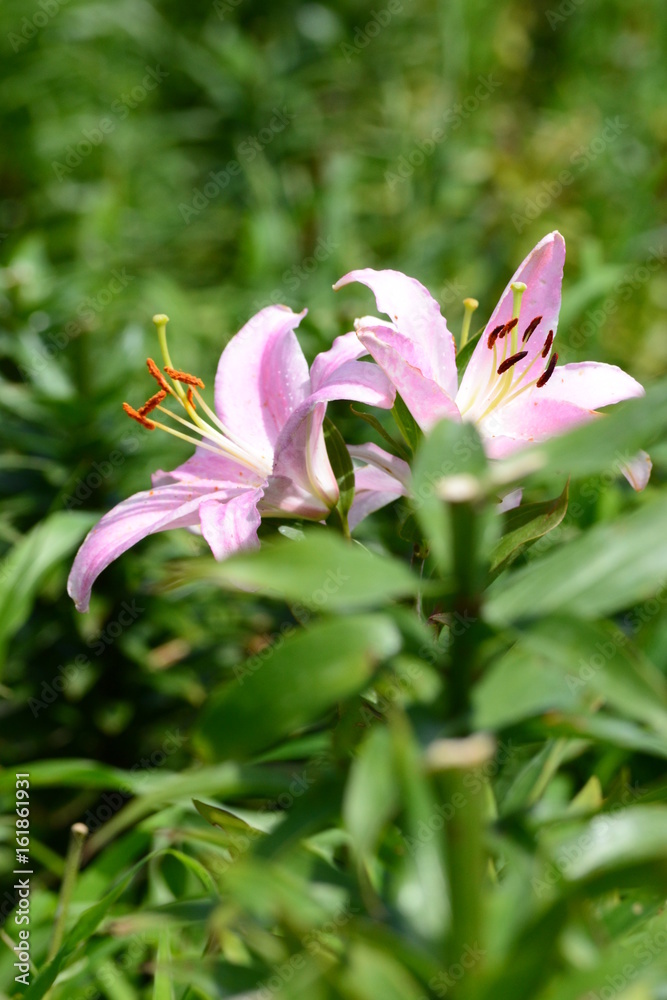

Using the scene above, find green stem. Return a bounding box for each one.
[426,735,494,994]
[448,501,481,731]
[48,823,88,961]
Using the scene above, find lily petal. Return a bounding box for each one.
[309,330,395,410]
[151,447,264,490]
[199,488,264,559]
[267,401,338,518]
[357,325,461,431]
[67,482,239,613]
[621,450,652,492]
[457,232,566,414]
[480,393,593,459]
[214,305,310,463]
[335,268,458,399]
[538,361,645,409]
[347,442,411,491]
[347,443,410,531]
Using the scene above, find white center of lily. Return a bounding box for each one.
[123,315,273,479]
[458,282,558,424]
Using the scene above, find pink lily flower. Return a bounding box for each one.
[68,306,395,612]
[334,231,651,491]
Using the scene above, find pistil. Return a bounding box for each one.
[122,313,274,478]
[460,297,479,350]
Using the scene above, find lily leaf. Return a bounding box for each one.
[392,393,423,454]
[489,481,569,577]
[323,415,355,528]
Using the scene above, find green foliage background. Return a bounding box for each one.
[1,1,667,998]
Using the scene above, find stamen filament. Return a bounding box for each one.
[156,405,270,474]
[148,417,233,457]
[191,388,263,458]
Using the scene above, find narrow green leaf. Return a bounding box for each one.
[163,848,217,894]
[195,615,401,760]
[455,325,484,373]
[392,393,423,454]
[486,497,667,623]
[350,405,410,460]
[22,852,160,1000]
[178,528,418,611]
[489,481,569,576]
[153,929,174,1000]
[343,724,400,859]
[323,415,355,525]
[0,511,95,670]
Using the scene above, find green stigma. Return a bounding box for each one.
[509,282,527,353]
[460,297,479,350]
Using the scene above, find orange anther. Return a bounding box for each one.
[138,389,167,416]
[187,387,196,409]
[123,402,156,430]
[146,358,173,393]
[164,365,205,389]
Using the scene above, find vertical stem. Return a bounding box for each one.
[426,735,494,996]
[48,822,88,961]
[448,500,481,730]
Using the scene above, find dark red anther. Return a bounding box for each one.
[541,330,554,358]
[497,350,528,375]
[499,317,518,338]
[537,352,558,387]
[522,315,542,343]
[487,324,504,349]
